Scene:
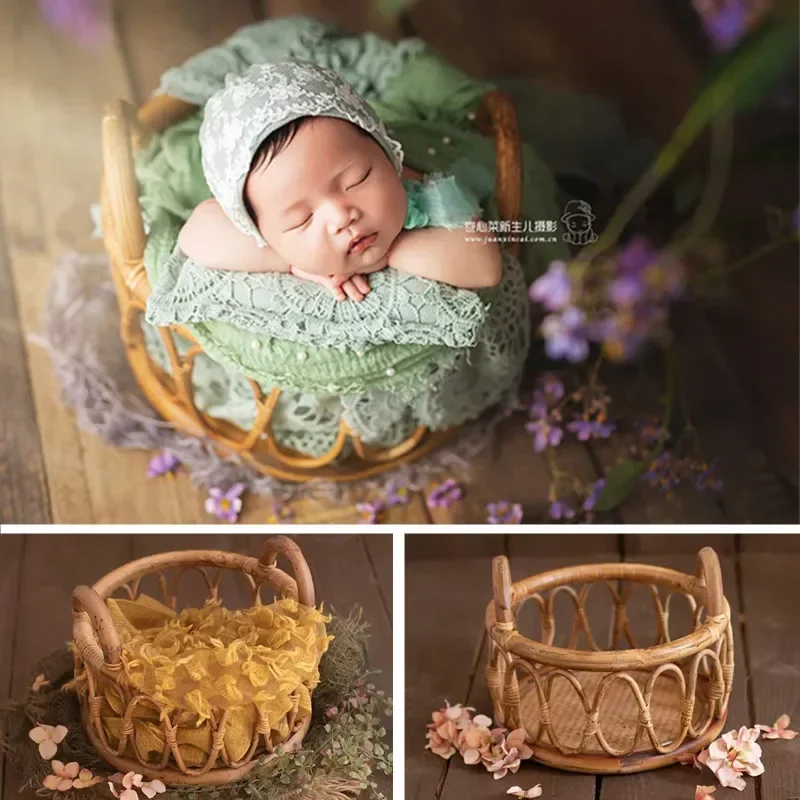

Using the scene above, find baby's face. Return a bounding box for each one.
[244,117,407,276]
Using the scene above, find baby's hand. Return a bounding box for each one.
[290,266,372,302]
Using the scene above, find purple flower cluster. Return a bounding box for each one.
[525,374,566,452]
[146,450,181,478]
[692,0,766,51]
[529,238,684,364]
[643,452,682,495]
[694,459,724,491]
[486,502,523,524]
[567,413,615,441]
[548,477,606,522]
[426,479,463,509]
[356,500,385,524]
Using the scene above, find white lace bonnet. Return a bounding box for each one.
[199,59,405,247]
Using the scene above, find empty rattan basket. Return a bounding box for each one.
[485,547,734,774]
[71,536,322,786]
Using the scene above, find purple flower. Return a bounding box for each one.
[694,459,724,492]
[356,501,384,524]
[385,479,410,507]
[146,450,181,478]
[642,452,681,494]
[567,415,615,441]
[549,500,576,520]
[529,260,572,311]
[487,502,523,524]
[618,236,658,274]
[526,416,563,452]
[534,374,565,407]
[583,479,606,512]
[693,0,750,51]
[426,479,463,509]
[541,306,590,363]
[204,483,246,522]
[610,274,645,307]
[635,418,669,447]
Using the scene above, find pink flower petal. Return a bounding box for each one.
[717,765,746,790]
[29,725,50,744]
[43,776,61,790]
[56,778,73,792]
[63,763,80,779]
[51,726,68,744]
[695,787,716,800]
[39,739,59,760]
[462,748,482,765]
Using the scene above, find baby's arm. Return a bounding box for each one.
[386,223,503,289]
[177,198,292,273]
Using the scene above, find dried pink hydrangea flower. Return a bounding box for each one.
[697,726,764,790]
[507,786,543,799]
[43,761,80,792]
[757,714,798,740]
[29,724,68,760]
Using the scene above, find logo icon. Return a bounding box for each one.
[561,200,598,246]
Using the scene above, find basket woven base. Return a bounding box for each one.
[518,670,727,775]
[80,704,311,786]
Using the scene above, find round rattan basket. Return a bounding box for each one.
[71,536,320,786]
[99,86,522,482]
[485,547,734,774]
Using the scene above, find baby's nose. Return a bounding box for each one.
[324,198,360,233]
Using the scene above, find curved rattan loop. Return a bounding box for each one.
[99,86,520,481]
[485,548,734,775]
[259,535,315,607]
[72,540,319,785]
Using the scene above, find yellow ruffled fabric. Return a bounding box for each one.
[91,595,331,766]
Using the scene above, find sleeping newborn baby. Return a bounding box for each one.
[178,60,501,302]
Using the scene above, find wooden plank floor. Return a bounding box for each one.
[0,0,796,523]
[0,532,393,800]
[405,533,800,799]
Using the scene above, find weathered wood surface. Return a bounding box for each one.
[0,533,393,800]
[0,0,794,522]
[406,534,800,798]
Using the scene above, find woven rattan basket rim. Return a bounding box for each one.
[486,560,731,672]
[90,549,286,597]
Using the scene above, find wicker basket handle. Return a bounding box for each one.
[492,555,515,628]
[259,536,315,607]
[72,585,122,673]
[696,546,725,618]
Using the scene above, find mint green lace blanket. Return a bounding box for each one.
[136,15,570,456]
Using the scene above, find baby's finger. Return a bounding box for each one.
[352,274,370,294]
[342,279,365,303]
[329,284,347,301]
